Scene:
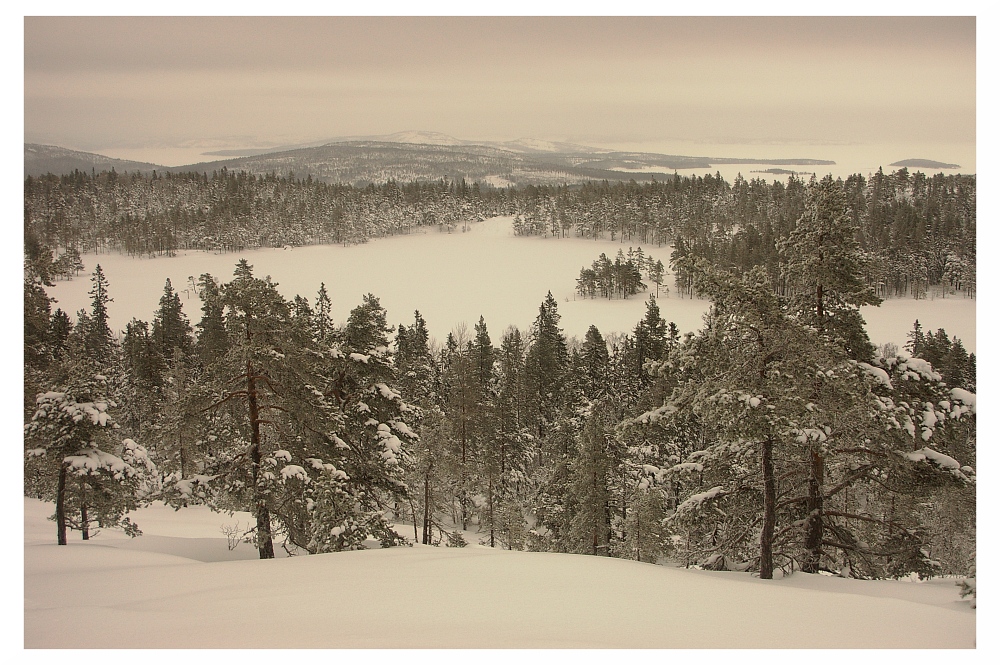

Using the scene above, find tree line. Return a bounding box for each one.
[512,169,975,300]
[24,177,975,582]
[25,168,514,256]
[26,167,974,304]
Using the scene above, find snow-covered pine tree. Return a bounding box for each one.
[640,258,975,578]
[317,293,416,548]
[25,367,157,544]
[395,310,436,406]
[176,262,330,556]
[313,282,334,347]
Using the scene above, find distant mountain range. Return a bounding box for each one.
[23,144,164,178]
[25,131,837,185]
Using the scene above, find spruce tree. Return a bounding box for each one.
[568,410,613,556]
[151,278,193,361]
[84,265,114,366]
[194,273,228,365]
[320,293,416,547]
[580,325,609,400]
[524,291,569,439]
[313,282,334,347]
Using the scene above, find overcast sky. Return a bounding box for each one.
[24,16,975,158]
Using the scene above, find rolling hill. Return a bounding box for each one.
[24,143,162,178]
[25,133,836,186]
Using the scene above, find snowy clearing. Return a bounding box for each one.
[46,216,975,351]
[23,498,974,649]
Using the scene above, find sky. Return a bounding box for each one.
[23,16,976,165]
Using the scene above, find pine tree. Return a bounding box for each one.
[24,261,54,372]
[25,369,157,545]
[49,309,71,355]
[779,177,881,361]
[645,259,975,578]
[493,327,532,549]
[633,296,667,387]
[396,310,435,405]
[119,318,166,438]
[469,316,504,545]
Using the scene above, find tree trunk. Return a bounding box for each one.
[803,449,825,573]
[56,462,68,546]
[179,431,186,479]
[460,419,468,531]
[488,475,495,548]
[760,436,776,579]
[816,281,824,330]
[636,499,642,562]
[248,360,275,560]
[81,498,90,541]
[422,468,431,545]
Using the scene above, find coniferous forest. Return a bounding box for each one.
[26,167,975,300]
[24,169,975,588]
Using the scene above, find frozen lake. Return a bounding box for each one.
[47,216,976,352]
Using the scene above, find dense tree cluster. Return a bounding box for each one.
[25,169,514,256]
[575,247,666,300]
[511,170,975,300]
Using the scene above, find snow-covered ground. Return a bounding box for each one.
[46,216,975,351]
[22,497,974,649]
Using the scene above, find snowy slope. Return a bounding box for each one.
[45,216,976,351]
[23,498,974,649]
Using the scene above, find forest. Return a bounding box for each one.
[25,167,975,300]
[24,174,976,585]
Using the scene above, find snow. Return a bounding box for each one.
[904,447,961,470]
[674,486,725,515]
[64,448,128,476]
[861,296,975,352]
[45,217,975,352]
[279,465,308,481]
[950,387,977,413]
[858,361,893,389]
[22,497,975,648]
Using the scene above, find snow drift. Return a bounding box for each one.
[23,498,974,648]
